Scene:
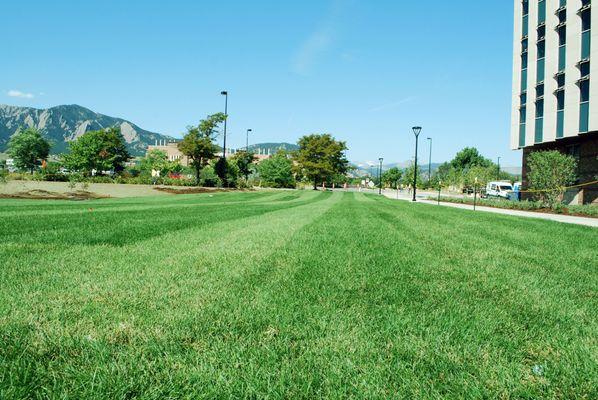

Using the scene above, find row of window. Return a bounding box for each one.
[519,0,591,148]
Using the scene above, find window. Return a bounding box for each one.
[580,80,590,102]
[536,100,544,118]
[557,91,565,110]
[537,40,545,58]
[538,0,546,24]
[537,25,546,40]
[581,61,590,77]
[536,84,544,98]
[521,92,527,105]
[537,58,545,82]
[580,80,590,132]
[557,73,566,87]
[558,26,566,46]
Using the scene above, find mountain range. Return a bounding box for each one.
[0,104,172,156]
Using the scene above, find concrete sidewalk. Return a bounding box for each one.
[381,190,598,228]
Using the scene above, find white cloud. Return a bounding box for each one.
[7,90,35,99]
[291,0,349,75]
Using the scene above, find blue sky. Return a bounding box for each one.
[1,0,520,166]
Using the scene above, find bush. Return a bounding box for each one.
[527,150,577,209]
[431,196,597,217]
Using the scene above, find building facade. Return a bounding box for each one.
[511,0,598,204]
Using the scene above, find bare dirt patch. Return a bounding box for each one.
[0,189,110,201]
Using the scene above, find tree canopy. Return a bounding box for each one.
[7,127,51,173]
[527,150,577,208]
[233,150,257,181]
[258,150,295,188]
[293,134,349,189]
[381,167,402,189]
[63,128,130,175]
[178,113,226,184]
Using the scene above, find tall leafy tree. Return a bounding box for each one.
[293,134,349,190]
[7,127,51,173]
[233,150,257,181]
[450,147,492,171]
[178,113,226,184]
[63,128,130,175]
[258,151,295,188]
[381,167,402,189]
[527,150,577,208]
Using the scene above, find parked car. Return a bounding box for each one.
[485,181,513,199]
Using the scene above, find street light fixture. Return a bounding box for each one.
[426,137,432,185]
[412,126,422,202]
[246,129,252,151]
[378,157,384,195]
[497,156,501,179]
[221,91,228,159]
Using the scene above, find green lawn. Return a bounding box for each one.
[0,191,596,399]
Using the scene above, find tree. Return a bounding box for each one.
[450,147,492,171]
[178,113,226,185]
[258,151,295,188]
[401,164,424,188]
[381,167,402,189]
[233,150,257,181]
[7,127,51,174]
[140,149,181,177]
[63,128,130,175]
[293,134,349,190]
[527,150,577,208]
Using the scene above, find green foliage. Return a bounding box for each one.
[178,113,226,184]
[258,151,296,188]
[7,127,51,173]
[450,147,492,170]
[62,128,131,175]
[433,195,597,217]
[401,164,424,188]
[233,150,257,181]
[527,150,577,208]
[140,149,182,177]
[381,167,402,189]
[293,134,349,189]
[435,147,511,189]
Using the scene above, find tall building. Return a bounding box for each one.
[511,0,598,204]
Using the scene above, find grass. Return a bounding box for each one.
[0,191,596,399]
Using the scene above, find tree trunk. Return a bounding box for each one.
[196,167,201,187]
[313,178,317,190]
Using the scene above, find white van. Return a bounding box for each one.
[486,181,513,199]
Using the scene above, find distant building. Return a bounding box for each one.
[146,140,190,166]
[144,141,274,165]
[511,0,598,204]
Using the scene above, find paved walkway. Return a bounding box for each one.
[380,189,598,228]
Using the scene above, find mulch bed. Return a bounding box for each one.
[0,190,109,201]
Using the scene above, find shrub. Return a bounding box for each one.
[527,150,577,209]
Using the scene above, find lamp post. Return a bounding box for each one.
[473,177,478,211]
[221,91,228,159]
[412,126,422,202]
[427,137,432,185]
[497,156,501,179]
[246,128,252,151]
[378,157,383,195]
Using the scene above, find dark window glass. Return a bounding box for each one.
[520,107,527,123]
[581,62,591,77]
[559,9,566,23]
[580,80,590,102]
[522,54,528,69]
[557,74,565,87]
[537,25,546,39]
[557,91,565,110]
[536,84,544,97]
[536,99,544,118]
[537,40,545,58]
[582,10,591,31]
[522,39,528,52]
[521,92,527,105]
[523,0,529,15]
[558,26,566,45]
